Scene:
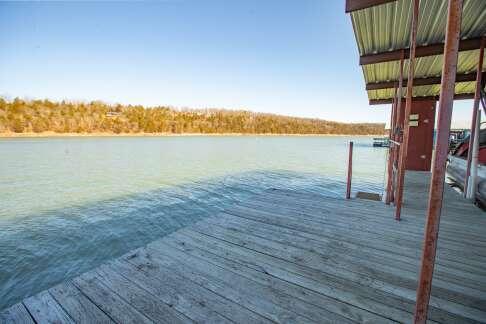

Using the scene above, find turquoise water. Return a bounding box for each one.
[0,136,386,309]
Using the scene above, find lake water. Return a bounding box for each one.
[0,136,387,309]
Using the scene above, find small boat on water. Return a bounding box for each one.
[447,128,486,206]
[373,137,389,147]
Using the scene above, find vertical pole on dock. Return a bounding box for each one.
[464,38,484,199]
[394,0,420,221]
[396,51,405,143]
[468,109,482,199]
[386,89,398,204]
[396,51,405,142]
[392,53,405,204]
[413,1,463,323]
[346,141,353,199]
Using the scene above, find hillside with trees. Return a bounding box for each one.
[0,98,385,135]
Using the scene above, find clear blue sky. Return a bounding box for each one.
[0,0,473,127]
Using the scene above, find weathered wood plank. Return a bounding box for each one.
[202,226,463,322]
[231,209,484,285]
[176,228,421,323]
[222,202,486,276]
[72,273,153,324]
[209,211,485,286]
[161,230,396,324]
[143,239,352,324]
[23,291,74,324]
[205,213,486,297]
[2,171,485,324]
[249,192,486,245]
[236,198,486,256]
[268,177,484,227]
[49,282,114,323]
[83,265,191,324]
[115,253,259,324]
[187,221,486,322]
[120,251,280,323]
[260,189,486,237]
[0,303,34,324]
[235,195,486,265]
[179,227,482,323]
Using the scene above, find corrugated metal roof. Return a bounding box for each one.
[367,81,476,100]
[363,50,484,83]
[349,0,486,102]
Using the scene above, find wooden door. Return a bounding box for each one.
[405,100,436,171]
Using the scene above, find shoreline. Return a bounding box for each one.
[0,132,385,138]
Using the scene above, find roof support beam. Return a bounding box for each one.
[360,37,482,65]
[395,52,405,139]
[345,0,397,12]
[464,38,485,198]
[414,1,463,322]
[395,0,420,222]
[366,72,483,90]
[389,53,405,205]
[385,87,398,205]
[369,93,474,105]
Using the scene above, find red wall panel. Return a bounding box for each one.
[397,99,436,171]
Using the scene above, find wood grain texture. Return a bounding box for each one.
[2,171,485,323]
[49,282,114,323]
[0,303,34,324]
[72,274,153,324]
[23,290,74,324]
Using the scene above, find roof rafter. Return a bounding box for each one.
[369,93,474,105]
[360,37,483,65]
[345,0,397,13]
[366,72,483,90]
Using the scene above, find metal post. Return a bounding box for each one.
[468,109,481,198]
[392,53,405,205]
[464,38,485,199]
[386,90,398,204]
[413,0,463,322]
[395,0,420,221]
[391,94,398,203]
[346,141,353,199]
[396,51,405,142]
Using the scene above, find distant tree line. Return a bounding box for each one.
[0,98,385,135]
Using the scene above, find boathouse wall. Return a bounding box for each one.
[397,99,437,171]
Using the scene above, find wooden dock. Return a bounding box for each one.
[1,171,485,323]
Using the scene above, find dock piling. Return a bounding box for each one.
[413,0,463,322]
[464,37,484,199]
[346,141,353,199]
